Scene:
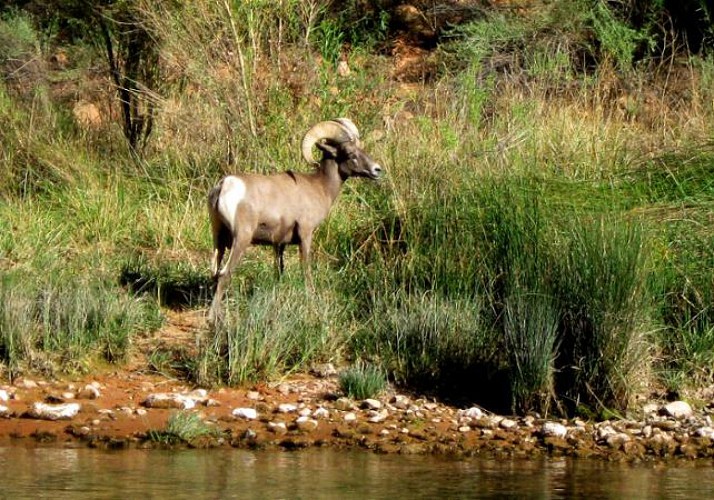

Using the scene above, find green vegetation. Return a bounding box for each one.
[3,1,714,417]
[147,411,222,446]
[197,277,346,386]
[339,361,387,400]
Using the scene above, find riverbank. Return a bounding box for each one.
[2,362,714,462]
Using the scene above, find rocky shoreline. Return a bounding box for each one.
[1,370,714,461]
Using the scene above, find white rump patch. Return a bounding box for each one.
[218,176,246,232]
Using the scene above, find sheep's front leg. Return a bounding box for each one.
[298,232,314,289]
[274,244,286,277]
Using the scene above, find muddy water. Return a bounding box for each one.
[1,447,713,499]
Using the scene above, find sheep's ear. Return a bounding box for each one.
[316,141,338,158]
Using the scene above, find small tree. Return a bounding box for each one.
[95,2,161,152]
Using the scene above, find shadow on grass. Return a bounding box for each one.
[119,258,213,309]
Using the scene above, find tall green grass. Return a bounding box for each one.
[0,272,162,377]
[553,218,652,413]
[196,274,350,386]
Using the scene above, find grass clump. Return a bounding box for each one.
[0,271,163,377]
[554,218,652,414]
[339,361,386,400]
[364,291,495,396]
[504,292,560,415]
[196,276,349,386]
[147,412,221,446]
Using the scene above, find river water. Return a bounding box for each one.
[1,446,713,499]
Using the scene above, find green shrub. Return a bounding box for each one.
[339,361,386,400]
[148,412,221,446]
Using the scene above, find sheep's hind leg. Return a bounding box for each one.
[208,233,249,325]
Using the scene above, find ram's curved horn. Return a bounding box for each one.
[301,119,360,164]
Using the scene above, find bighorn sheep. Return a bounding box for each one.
[207,118,382,322]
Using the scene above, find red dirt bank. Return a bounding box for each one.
[2,365,714,462]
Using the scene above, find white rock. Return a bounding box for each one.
[0,389,9,402]
[663,401,693,419]
[597,425,617,441]
[15,379,38,389]
[0,405,10,417]
[268,421,287,434]
[500,418,518,430]
[368,410,389,423]
[295,416,318,431]
[362,399,382,410]
[298,408,312,417]
[29,402,80,421]
[334,398,353,411]
[461,407,483,419]
[313,407,330,419]
[642,403,659,415]
[278,403,298,413]
[142,393,196,410]
[344,412,357,422]
[246,391,261,401]
[391,395,410,410]
[458,426,471,433]
[695,426,714,439]
[78,385,101,400]
[243,429,257,440]
[337,60,351,77]
[542,421,568,438]
[188,389,208,401]
[61,392,76,400]
[135,408,147,416]
[606,433,631,448]
[233,408,258,420]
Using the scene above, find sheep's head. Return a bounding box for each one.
[301,118,382,180]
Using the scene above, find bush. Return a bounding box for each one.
[339,361,386,400]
